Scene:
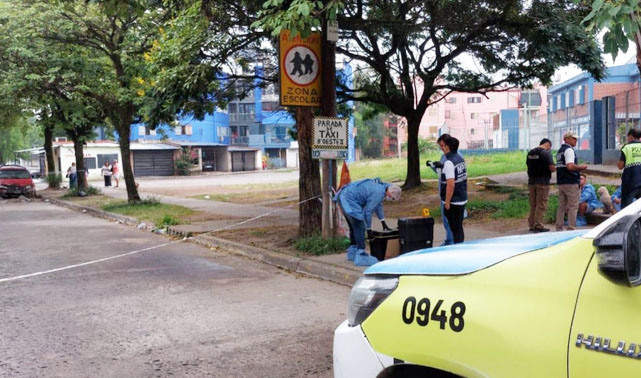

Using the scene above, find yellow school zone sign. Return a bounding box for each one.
[279,30,322,107]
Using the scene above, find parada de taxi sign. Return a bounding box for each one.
[334,199,641,378]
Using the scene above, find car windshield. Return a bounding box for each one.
[0,169,31,179]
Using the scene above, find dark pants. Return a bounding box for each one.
[342,212,367,250]
[69,173,77,189]
[104,175,112,187]
[621,187,641,209]
[444,204,465,244]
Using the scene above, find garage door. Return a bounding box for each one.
[231,151,256,172]
[133,150,174,176]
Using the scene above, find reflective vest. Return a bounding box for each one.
[440,152,467,203]
[621,141,641,192]
[556,144,579,185]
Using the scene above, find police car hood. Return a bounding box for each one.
[364,230,586,276]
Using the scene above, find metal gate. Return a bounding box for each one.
[231,151,256,172]
[133,150,174,176]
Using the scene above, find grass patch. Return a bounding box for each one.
[543,195,559,224]
[467,192,530,219]
[345,151,527,183]
[101,200,195,226]
[295,234,350,256]
[62,185,102,198]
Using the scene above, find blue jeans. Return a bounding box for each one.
[621,187,641,209]
[342,212,367,250]
[69,173,77,189]
[441,202,454,245]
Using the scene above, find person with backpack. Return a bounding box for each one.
[526,138,556,233]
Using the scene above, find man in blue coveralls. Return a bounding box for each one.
[335,178,402,266]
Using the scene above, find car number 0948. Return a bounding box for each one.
[401,296,466,332]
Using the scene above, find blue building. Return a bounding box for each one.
[547,63,639,164]
[130,63,356,175]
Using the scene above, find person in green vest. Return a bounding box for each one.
[617,128,641,209]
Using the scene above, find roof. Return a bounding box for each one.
[176,142,227,147]
[228,146,259,152]
[129,143,180,151]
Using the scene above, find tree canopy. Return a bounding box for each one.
[256,0,606,188]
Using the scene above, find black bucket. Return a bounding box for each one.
[369,230,399,261]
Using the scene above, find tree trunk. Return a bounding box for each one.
[116,113,141,202]
[72,137,87,190]
[296,107,322,236]
[402,114,422,189]
[43,124,57,188]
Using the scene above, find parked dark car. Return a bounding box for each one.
[0,165,36,198]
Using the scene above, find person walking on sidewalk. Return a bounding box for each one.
[617,128,641,209]
[334,178,402,266]
[555,131,587,231]
[441,136,467,244]
[66,162,77,189]
[526,138,555,233]
[112,159,120,187]
[101,161,112,187]
[427,133,457,245]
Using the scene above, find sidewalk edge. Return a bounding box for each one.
[42,195,361,287]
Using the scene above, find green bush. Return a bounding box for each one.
[295,234,351,256]
[45,173,63,189]
[158,214,179,226]
[64,185,102,197]
[174,152,192,176]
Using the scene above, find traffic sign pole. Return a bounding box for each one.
[321,6,337,238]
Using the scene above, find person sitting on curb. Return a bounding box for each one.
[334,178,402,266]
[576,174,603,227]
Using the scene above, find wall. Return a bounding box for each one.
[56,144,122,181]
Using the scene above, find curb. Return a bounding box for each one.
[43,196,361,287]
[44,196,143,227]
[191,234,362,287]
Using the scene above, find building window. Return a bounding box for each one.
[470,112,477,119]
[446,97,457,104]
[445,110,451,118]
[175,125,193,136]
[218,126,228,137]
[467,97,481,103]
[470,129,475,135]
[262,101,279,112]
[138,126,156,136]
[83,157,97,170]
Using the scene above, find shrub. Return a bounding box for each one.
[158,214,179,226]
[174,152,193,176]
[45,173,63,189]
[64,185,102,197]
[295,234,350,256]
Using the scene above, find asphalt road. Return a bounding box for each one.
[0,201,349,378]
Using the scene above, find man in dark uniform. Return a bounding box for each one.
[526,138,556,232]
[440,136,467,244]
[617,128,641,208]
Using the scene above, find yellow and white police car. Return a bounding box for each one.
[334,200,641,377]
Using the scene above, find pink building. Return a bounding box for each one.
[410,80,548,149]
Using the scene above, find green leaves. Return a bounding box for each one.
[581,0,640,64]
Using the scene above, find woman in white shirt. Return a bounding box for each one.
[101,161,112,187]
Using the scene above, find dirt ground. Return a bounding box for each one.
[211,178,532,256]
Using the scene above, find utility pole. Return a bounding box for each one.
[320,2,337,238]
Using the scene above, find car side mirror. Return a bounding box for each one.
[593,214,641,287]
